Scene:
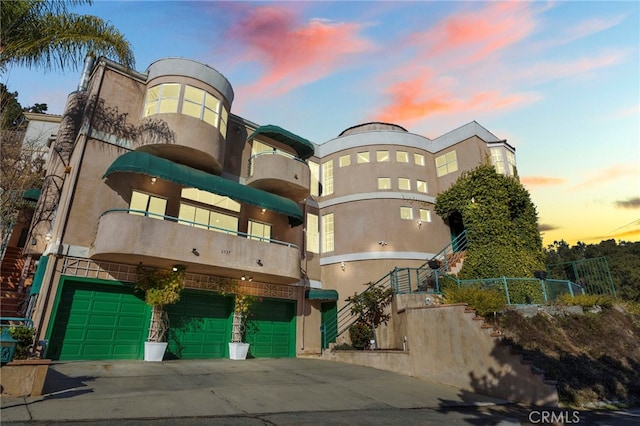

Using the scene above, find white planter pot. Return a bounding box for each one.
[229,342,250,360]
[144,341,168,362]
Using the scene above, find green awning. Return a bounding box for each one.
[103,151,303,225]
[247,125,315,160]
[29,255,49,295]
[23,188,41,202]
[305,289,339,301]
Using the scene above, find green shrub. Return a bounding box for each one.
[508,280,546,304]
[7,326,36,360]
[556,293,615,308]
[443,283,507,317]
[349,321,373,350]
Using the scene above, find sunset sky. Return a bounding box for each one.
[4,1,639,246]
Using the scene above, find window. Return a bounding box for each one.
[321,213,334,253]
[220,106,228,138]
[414,153,425,166]
[322,160,334,196]
[376,150,389,162]
[506,151,516,175]
[357,152,370,163]
[435,151,458,177]
[398,178,411,191]
[181,188,240,212]
[416,180,428,193]
[419,209,432,223]
[143,83,180,116]
[129,191,167,219]
[339,154,351,167]
[378,177,391,190]
[248,220,271,242]
[309,161,320,196]
[400,207,413,220]
[396,151,409,163]
[179,203,238,233]
[491,148,505,174]
[306,213,319,253]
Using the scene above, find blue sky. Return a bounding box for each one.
[3,1,639,245]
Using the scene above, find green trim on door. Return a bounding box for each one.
[46,276,150,360]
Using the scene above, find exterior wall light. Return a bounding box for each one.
[151,177,157,184]
[341,261,346,271]
[417,219,422,229]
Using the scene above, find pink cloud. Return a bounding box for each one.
[520,176,567,188]
[415,2,536,64]
[571,163,638,191]
[225,6,373,96]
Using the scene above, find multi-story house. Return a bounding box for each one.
[21,57,516,361]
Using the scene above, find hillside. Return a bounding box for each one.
[494,303,640,408]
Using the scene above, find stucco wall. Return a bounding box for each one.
[323,302,559,406]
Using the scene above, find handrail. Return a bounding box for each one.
[99,209,299,249]
[0,317,34,328]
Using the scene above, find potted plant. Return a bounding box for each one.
[228,293,257,360]
[135,265,185,361]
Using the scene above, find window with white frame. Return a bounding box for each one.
[400,207,413,220]
[321,213,334,253]
[506,151,516,175]
[248,220,271,242]
[396,151,409,163]
[182,85,221,127]
[357,152,370,163]
[178,203,239,233]
[129,191,167,219]
[376,150,389,162]
[435,151,458,177]
[414,153,425,166]
[398,177,411,191]
[309,161,320,196]
[491,148,505,174]
[416,180,428,193]
[419,209,432,223]
[143,83,180,116]
[339,154,351,167]
[306,213,319,253]
[322,160,334,196]
[378,177,391,190]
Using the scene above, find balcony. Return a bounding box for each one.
[246,153,310,201]
[90,210,301,284]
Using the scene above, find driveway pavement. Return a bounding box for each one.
[2,357,508,423]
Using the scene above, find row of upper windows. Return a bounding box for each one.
[378,177,428,193]
[143,83,229,137]
[306,207,432,253]
[337,151,426,167]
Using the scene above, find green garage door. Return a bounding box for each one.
[246,299,296,358]
[165,290,233,359]
[47,278,149,360]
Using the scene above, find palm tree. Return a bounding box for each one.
[1,0,135,72]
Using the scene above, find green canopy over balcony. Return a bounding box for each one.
[103,151,303,225]
[247,124,315,160]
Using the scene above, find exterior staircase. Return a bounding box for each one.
[1,247,28,317]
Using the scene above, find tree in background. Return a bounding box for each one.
[0,0,135,72]
[435,164,545,279]
[545,239,640,302]
[0,84,48,245]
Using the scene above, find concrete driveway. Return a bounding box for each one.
[1,357,507,423]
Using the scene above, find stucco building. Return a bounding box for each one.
[20,57,516,360]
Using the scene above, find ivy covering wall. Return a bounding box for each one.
[435,164,545,279]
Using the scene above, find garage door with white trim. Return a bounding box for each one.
[164,290,233,359]
[47,278,149,361]
[245,298,296,358]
